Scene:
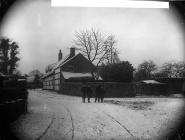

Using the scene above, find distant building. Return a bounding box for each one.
[135,80,167,95]
[28,70,43,77]
[42,47,98,91]
[27,70,43,89]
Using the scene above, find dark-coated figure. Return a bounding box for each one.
[86,84,93,103]
[81,82,87,103]
[95,85,105,103]
[182,81,185,95]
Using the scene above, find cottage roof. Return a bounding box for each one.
[43,54,75,78]
[42,53,90,79]
[141,80,165,84]
[62,71,92,79]
[45,62,57,73]
[42,71,53,78]
[53,54,77,70]
[45,54,71,72]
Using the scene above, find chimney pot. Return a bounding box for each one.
[58,49,62,61]
[70,47,75,57]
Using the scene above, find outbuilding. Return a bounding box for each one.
[135,80,167,95]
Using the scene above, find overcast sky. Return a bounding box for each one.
[0,0,184,74]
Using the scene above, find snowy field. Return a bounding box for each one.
[12,89,185,140]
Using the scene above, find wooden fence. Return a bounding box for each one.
[152,77,185,94]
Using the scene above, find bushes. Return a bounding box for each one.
[1,78,28,102]
[99,61,134,82]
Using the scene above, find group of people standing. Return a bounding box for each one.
[81,82,105,103]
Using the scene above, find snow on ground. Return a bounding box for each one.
[105,97,185,139]
[11,89,185,140]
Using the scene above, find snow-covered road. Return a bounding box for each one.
[12,90,185,140]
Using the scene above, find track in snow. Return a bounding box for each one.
[63,105,75,140]
[36,113,55,140]
[34,91,75,140]
[102,111,136,138]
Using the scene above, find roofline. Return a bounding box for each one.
[55,54,77,69]
[42,53,96,79]
[41,71,54,79]
[54,53,95,70]
[42,53,82,79]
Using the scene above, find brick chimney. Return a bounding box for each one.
[58,49,62,61]
[70,47,75,58]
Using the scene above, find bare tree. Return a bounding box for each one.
[74,28,117,67]
[161,61,185,77]
[136,60,157,79]
[73,28,117,80]
[104,35,118,64]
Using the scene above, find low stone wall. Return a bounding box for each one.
[0,98,27,123]
[0,78,28,123]
[0,77,28,139]
[59,82,135,97]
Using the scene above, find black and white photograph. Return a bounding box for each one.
[0,0,185,139]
